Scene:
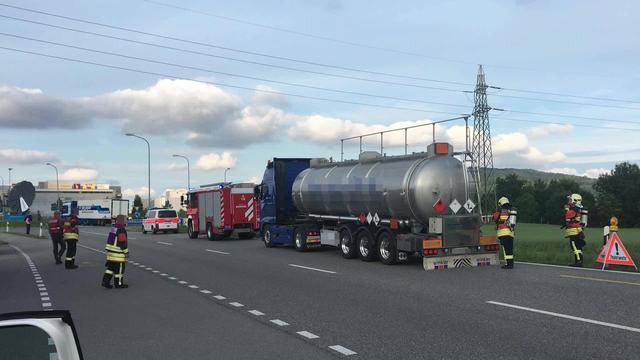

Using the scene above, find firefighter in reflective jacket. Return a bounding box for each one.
[492,197,517,269]
[48,211,65,264]
[564,193,588,267]
[102,215,129,289]
[62,210,79,269]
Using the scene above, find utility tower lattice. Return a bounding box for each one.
[471,65,494,214]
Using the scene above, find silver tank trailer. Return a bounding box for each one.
[292,143,474,226]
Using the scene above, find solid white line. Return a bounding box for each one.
[206,249,230,255]
[213,295,226,300]
[229,302,244,307]
[200,290,212,294]
[516,261,640,276]
[248,310,265,316]
[297,331,319,339]
[288,264,336,274]
[487,301,640,333]
[329,345,357,356]
[189,285,199,289]
[270,319,289,326]
[157,241,173,246]
[560,274,640,286]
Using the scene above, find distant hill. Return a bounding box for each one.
[490,168,597,191]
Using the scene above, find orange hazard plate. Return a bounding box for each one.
[480,235,497,245]
[422,239,442,249]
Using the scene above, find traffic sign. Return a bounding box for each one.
[449,199,461,214]
[597,232,637,270]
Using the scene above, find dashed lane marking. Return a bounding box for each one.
[329,345,357,356]
[297,331,319,339]
[41,297,50,301]
[229,302,244,307]
[200,290,212,294]
[560,274,640,286]
[152,270,160,273]
[248,310,265,316]
[189,285,199,289]
[288,264,336,274]
[157,241,173,246]
[178,281,188,285]
[205,249,230,255]
[270,319,289,326]
[160,273,168,276]
[487,300,640,333]
[168,277,177,280]
[213,295,226,300]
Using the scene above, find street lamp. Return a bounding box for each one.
[125,133,151,210]
[224,167,231,183]
[45,162,61,210]
[172,154,190,190]
[8,167,12,188]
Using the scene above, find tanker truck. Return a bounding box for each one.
[256,142,499,270]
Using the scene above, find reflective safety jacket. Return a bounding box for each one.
[564,206,586,237]
[105,224,128,263]
[63,216,79,241]
[48,218,62,235]
[493,209,514,238]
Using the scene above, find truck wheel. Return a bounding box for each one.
[377,231,397,265]
[263,225,275,248]
[357,230,377,262]
[294,228,307,252]
[187,221,198,239]
[206,224,216,241]
[142,225,147,234]
[339,230,357,259]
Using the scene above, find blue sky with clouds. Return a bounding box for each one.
[0,0,638,197]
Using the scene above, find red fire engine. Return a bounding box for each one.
[185,183,259,240]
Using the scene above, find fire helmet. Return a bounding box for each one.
[570,193,582,205]
[497,197,510,207]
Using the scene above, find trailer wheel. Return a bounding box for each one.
[357,229,377,262]
[293,228,308,252]
[187,220,198,239]
[339,229,357,259]
[263,225,275,248]
[377,231,397,265]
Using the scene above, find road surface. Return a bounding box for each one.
[1,227,639,359]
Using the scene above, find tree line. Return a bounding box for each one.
[494,162,640,228]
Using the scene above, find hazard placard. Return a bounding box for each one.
[597,232,637,270]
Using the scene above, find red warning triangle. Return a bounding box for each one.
[597,232,637,268]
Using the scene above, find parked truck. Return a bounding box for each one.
[185,183,259,240]
[61,199,129,226]
[257,142,499,270]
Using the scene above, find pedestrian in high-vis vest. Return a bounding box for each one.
[48,211,65,264]
[564,193,588,267]
[63,210,80,269]
[492,197,517,269]
[102,215,129,289]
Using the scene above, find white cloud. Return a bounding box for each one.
[122,187,156,199]
[167,163,187,171]
[195,152,236,170]
[59,168,99,181]
[544,167,610,178]
[520,147,566,163]
[529,123,574,138]
[492,132,530,156]
[0,148,57,164]
[252,85,288,107]
[492,132,567,166]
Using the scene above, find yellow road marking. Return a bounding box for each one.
[560,274,640,286]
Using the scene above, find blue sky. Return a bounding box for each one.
[0,0,638,198]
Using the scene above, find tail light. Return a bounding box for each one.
[306,231,320,236]
[422,249,439,256]
[484,244,499,252]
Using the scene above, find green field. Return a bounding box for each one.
[482,223,640,270]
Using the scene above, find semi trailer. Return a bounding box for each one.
[61,199,129,225]
[257,142,499,270]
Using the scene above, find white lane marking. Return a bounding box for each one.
[297,331,319,339]
[270,319,289,326]
[178,281,188,285]
[248,310,265,316]
[42,302,52,307]
[157,241,173,246]
[160,273,168,276]
[288,264,336,274]
[229,302,244,307]
[41,297,50,301]
[200,290,212,294]
[36,280,43,283]
[145,267,153,270]
[78,229,137,240]
[213,295,226,300]
[329,345,357,356]
[560,274,640,286]
[168,277,177,280]
[77,244,106,254]
[132,262,139,265]
[40,292,48,296]
[189,285,199,289]
[206,249,230,255]
[516,261,640,276]
[487,301,640,333]
[152,270,160,273]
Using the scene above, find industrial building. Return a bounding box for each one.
[29,181,122,217]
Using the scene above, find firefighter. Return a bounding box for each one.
[564,193,588,267]
[24,211,32,235]
[62,208,80,269]
[48,211,65,264]
[493,197,517,269]
[102,215,129,289]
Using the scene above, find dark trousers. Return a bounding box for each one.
[568,233,585,264]
[51,233,65,261]
[499,235,514,266]
[26,224,31,234]
[65,240,77,268]
[103,261,126,286]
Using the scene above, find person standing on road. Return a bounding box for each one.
[48,211,65,264]
[24,211,32,235]
[62,208,80,269]
[102,215,129,289]
[492,197,517,269]
[564,193,588,267]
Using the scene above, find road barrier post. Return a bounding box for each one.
[39,222,43,238]
[5,221,8,233]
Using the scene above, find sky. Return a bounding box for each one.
[0,0,639,199]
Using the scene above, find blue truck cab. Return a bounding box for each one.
[257,158,310,247]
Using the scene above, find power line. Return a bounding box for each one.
[0,45,471,117]
[0,14,468,94]
[494,108,640,126]
[484,92,640,111]
[494,117,640,132]
[496,86,640,105]
[0,3,472,86]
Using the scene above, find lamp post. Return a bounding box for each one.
[8,167,12,188]
[125,133,151,210]
[172,154,190,191]
[45,162,60,210]
[224,167,230,184]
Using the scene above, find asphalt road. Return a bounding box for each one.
[2,226,640,359]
